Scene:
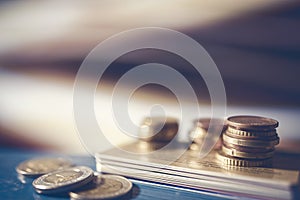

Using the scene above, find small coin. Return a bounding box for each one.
[189,127,207,140]
[190,118,225,144]
[33,166,94,194]
[216,151,272,167]
[223,141,274,153]
[70,175,132,200]
[139,117,178,142]
[222,145,274,159]
[189,143,201,151]
[226,126,277,138]
[225,130,278,140]
[194,118,226,130]
[16,158,74,177]
[222,133,279,148]
[226,115,279,131]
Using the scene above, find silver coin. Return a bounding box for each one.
[70,175,132,200]
[216,150,272,167]
[222,133,280,148]
[33,166,94,194]
[16,157,74,177]
[226,126,277,138]
[221,145,274,159]
[193,118,226,131]
[226,115,278,131]
[139,117,178,142]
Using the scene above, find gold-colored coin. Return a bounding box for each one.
[223,141,274,153]
[139,117,178,142]
[189,127,207,140]
[189,143,201,151]
[222,133,279,148]
[226,115,278,131]
[216,151,272,167]
[225,130,278,140]
[226,126,277,138]
[194,118,226,131]
[221,145,274,159]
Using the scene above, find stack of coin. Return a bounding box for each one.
[138,117,178,151]
[216,115,280,167]
[139,117,178,142]
[189,118,226,151]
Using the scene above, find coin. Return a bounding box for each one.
[223,141,274,153]
[189,127,207,140]
[216,151,272,167]
[16,157,73,177]
[194,118,226,130]
[225,130,278,140]
[226,126,277,138]
[221,145,274,159]
[226,115,279,131]
[139,117,178,142]
[222,133,279,148]
[70,175,132,200]
[33,166,94,194]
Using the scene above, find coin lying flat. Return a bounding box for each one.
[223,133,279,148]
[222,145,274,159]
[226,116,279,131]
[226,126,277,138]
[16,157,73,177]
[70,175,132,200]
[33,166,94,194]
[216,151,272,167]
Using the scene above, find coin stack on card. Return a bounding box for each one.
[216,115,280,167]
[189,118,226,151]
[138,117,178,150]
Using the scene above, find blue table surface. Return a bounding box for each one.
[0,148,233,200]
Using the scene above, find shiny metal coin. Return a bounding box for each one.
[189,127,207,140]
[223,133,279,148]
[193,118,226,130]
[216,151,272,167]
[226,126,277,138]
[225,130,278,140]
[222,145,274,159]
[226,115,279,131]
[139,117,178,142]
[16,157,73,177]
[33,166,94,194]
[192,118,226,137]
[223,141,274,153]
[70,175,132,200]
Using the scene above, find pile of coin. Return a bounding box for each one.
[216,115,280,167]
[189,118,226,151]
[138,117,178,151]
[16,158,132,199]
[139,117,178,142]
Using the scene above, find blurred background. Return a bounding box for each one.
[0,0,300,154]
